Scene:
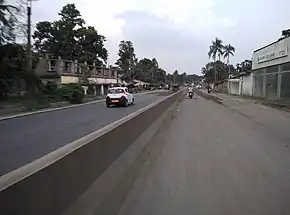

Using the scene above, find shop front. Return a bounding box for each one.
[252,37,290,102]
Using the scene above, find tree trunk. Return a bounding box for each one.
[227,56,230,77]
[214,57,216,85]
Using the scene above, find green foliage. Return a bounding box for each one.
[208,37,224,61]
[236,60,252,73]
[0,0,18,44]
[223,44,235,64]
[116,40,137,80]
[204,37,237,83]
[134,57,162,83]
[58,83,84,104]
[33,3,107,65]
[0,43,42,100]
[202,61,231,83]
[39,81,62,102]
[282,29,290,38]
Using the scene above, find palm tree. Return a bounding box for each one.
[223,44,235,65]
[208,37,224,83]
[208,37,224,62]
[0,0,17,27]
[223,44,235,76]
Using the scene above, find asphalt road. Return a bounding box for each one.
[0,91,171,176]
[118,95,290,215]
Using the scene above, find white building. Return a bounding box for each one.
[227,71,253,96]
[252,36,290,102]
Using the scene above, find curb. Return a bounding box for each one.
[0,90,164,121]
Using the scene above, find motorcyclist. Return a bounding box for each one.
[188,86,194,97]
[206,84,212,93]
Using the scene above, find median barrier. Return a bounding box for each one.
[0,89,185,215]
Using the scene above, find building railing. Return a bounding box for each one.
[35,55,118,79]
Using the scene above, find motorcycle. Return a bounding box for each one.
[207,88,212,94]
[188,92,193,99]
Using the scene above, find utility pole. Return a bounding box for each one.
[27,0,32,73]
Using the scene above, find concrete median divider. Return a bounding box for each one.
[0,89,185,215]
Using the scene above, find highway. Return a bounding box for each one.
[117,95,290,215]
[0,91,171,176]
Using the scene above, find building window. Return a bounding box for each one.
[266,65,278,74]
[265,74,278,100]
[280,72,290,102]
[281,63,290,72]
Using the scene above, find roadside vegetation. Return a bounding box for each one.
[0,0,203,116]
[202,37,252,84]
[202,30,290,84]
[0,1,201,114]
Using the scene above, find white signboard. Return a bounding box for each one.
[257,46,288,64]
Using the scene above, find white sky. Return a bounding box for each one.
[29,0,290,74]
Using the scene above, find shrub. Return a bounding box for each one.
[58,83,84,104]
[39,81,62,102]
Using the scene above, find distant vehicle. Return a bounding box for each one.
[172,84,180,92]
[196,85,201,89]
[106,87,134,108]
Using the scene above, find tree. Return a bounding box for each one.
[223,44,235,79]
[237,59,252,73]
[282,29,290,38]
[208,37,224,62]
[135,57,160,83]
[0,0,17,27]
[33,3,107,64]
[202,61,229,83]
[77,26,107,65]
[33,3,85,59]
[173,69,178,83]
[0,43,41,99]
[0,0,18,43]
[208,37,224,83]
[156,68,166,83]
[149,58,158,83]
[115,40,136,81]
[223,44,235,65]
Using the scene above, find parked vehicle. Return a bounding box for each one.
[106,87,134,108]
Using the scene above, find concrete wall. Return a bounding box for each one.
[60,76,118,85]
[242,73,254,96]
[61,76,79,84]
[0,90,185,215]
[252,37,290,70]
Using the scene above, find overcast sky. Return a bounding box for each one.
[29,0,290,74]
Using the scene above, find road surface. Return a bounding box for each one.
[118,95,290,215]
[0,91,171,176]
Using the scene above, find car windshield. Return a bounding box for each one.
[108,89,124,94]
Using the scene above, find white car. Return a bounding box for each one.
[105,87,135,108]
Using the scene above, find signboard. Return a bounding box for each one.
[257,46,288,64]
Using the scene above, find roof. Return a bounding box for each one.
[133,79,148,85]
[108,86,127,90]
[254,36,290,53]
